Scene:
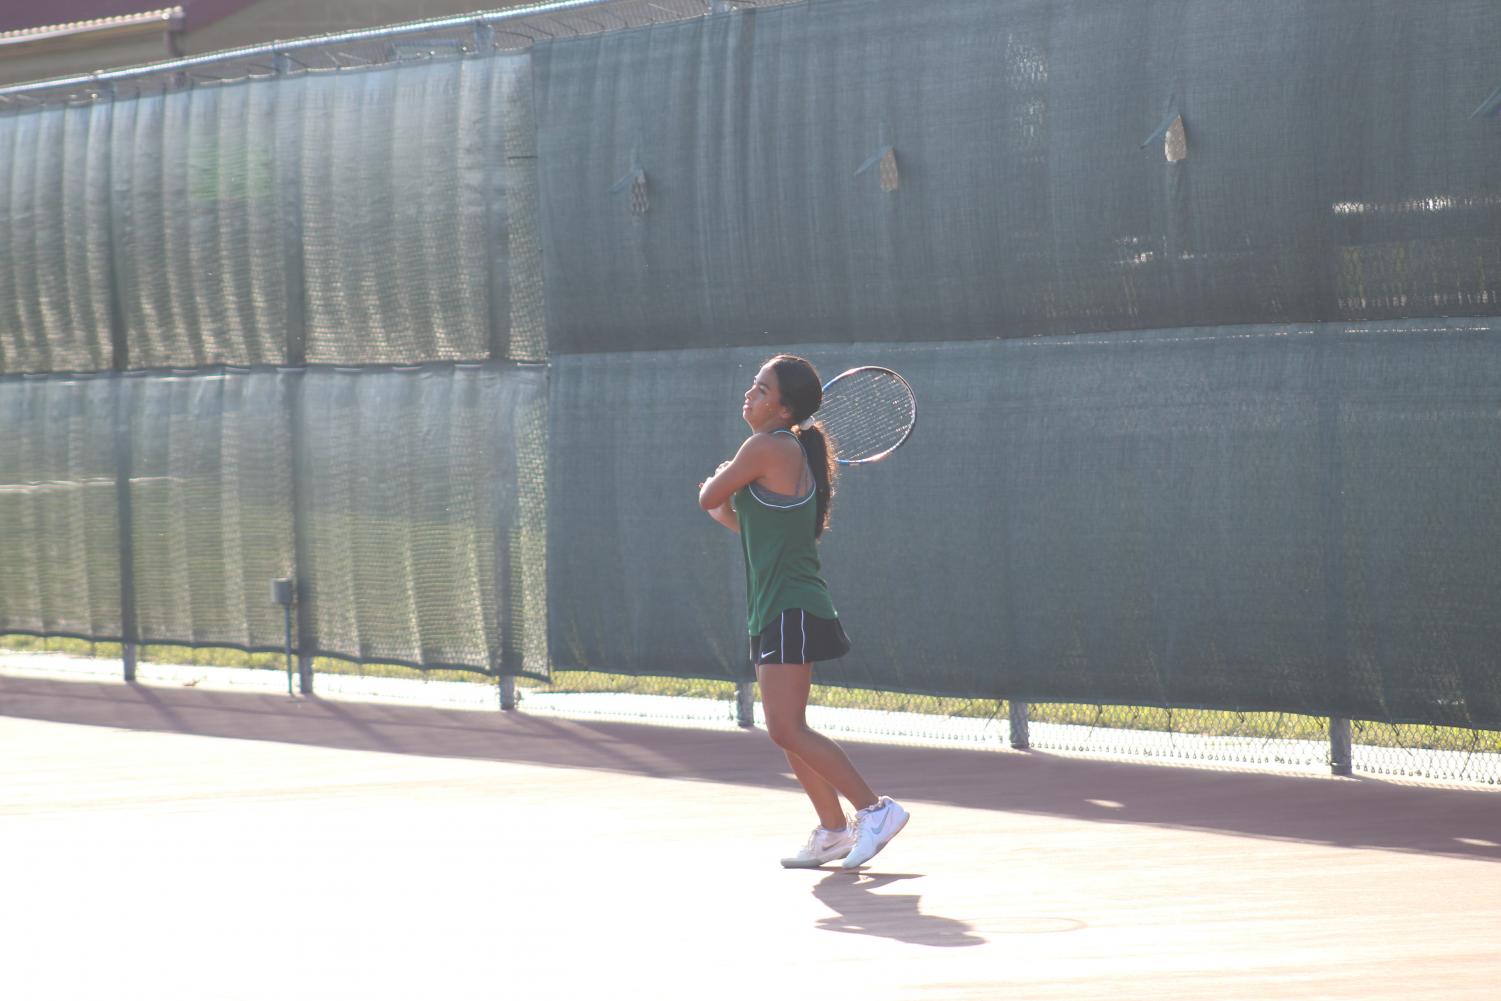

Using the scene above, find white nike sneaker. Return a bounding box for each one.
[780,824,856,869]
[841,796,909,869]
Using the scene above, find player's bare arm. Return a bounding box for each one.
[698,433,777,512]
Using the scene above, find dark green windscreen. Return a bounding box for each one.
[0,375,121,639]
[533,0,1501,353]
[548,322,1501,729]
[1,0,1499,728]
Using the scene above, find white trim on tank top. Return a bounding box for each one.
[746,429,816,510]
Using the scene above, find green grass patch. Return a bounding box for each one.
[1026,703,1332,742]
[805,686,1005,719]
[0,636,485,686]
[520,670,737,701]
[1351,719,1501,754]
[1,635,122,658]
[312,658,491,686]
[522,672,1002,718]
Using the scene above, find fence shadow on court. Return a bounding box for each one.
[3,675,1498,867]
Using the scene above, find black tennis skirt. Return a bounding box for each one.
[749,608,851,666]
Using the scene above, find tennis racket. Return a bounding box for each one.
[815,366,916,465]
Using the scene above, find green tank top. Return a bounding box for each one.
[734,431,838,634]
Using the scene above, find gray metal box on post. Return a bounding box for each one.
[270,578,296,696]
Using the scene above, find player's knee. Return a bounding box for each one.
[764,715,806,749]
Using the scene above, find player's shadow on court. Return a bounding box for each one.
[811,872,986,947]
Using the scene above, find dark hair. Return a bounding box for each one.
[768,354,837,537]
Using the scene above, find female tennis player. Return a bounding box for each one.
[697,354,909,869]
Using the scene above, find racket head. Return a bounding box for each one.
[815,366,917,465]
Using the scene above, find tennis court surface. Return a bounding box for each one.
[3,673,1498,1001]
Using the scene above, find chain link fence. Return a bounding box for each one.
[512,671,1501,786]
[3,640,1499,786]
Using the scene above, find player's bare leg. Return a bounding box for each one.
[783,749,846,831]
[757,662,877,814]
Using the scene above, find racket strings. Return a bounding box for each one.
[817,370,915,463]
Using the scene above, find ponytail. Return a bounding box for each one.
[768,353,838,536]
[797,422,837,537]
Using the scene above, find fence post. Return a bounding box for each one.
[736,679,755,727]
[287,379,314,698]
[103,82,138,683]
[478,28,522,711]
[1329,717,1353,776]
[1317,337,1351,779]
[1008,700,1030,749]
[276,52,315,695]
[113,376,137,684]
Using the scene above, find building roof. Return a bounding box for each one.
[0,0,257,35]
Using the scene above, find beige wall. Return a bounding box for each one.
[187,0,537,53]
[0,1,537,87]
[0,33,171,87]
